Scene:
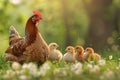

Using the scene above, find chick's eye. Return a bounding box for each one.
[68,48,70,50]
[53,45,55,46]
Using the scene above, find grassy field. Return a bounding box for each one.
[0,51,120,80]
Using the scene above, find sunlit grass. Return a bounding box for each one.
[0,51,120,80]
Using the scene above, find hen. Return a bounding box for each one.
[84,47,101,62]
[5,10,50,64]
[63,46,76,63]
[75,46,85,63]
[48,43,62,62]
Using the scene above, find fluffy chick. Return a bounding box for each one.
[84,47,101,61]
[48,43,62,62]
[75,46,85,63]
[63,46,76,63]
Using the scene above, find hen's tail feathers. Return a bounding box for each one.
[9,25,21,45]
[9,25,20,37]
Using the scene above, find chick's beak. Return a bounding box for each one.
[75,50,77,53]
[84,50,88,54]
[84,50,86,53]
[57,45,59,47]
[84,50,87,53]
[65,49,67,52]
[75,49,77,52]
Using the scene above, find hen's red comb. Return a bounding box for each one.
[33,10,42,17]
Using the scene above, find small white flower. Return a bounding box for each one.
[87,63,93,69]
[93,65,100,73]
[15,70,21,75]
[71,62,83,74]
[94,65,100,70]
[2,75,9,79]
[22,63,38,76]
[103,69,114,79]
[53,68,67,76]
[9,0,22,5]
[12,62,21,70]
[54,69,60,74]
[118,58,120,61]
[41,62,50,70]
[62,70,67,76]
[22,63,37,70]
[4,70,16,78]
[19,75,26,80]
[27,63,37,74]
[87,64,100,73]
[2,70,15,79]
[27,63,37,70]
[19,69,26,75]
[116,67,119,70]
[19,75,31,80]
[37,62,50,76]
[7,70,16,75]
[6,70,13,75]
[100,76,104,80]
[98,59,106,66]
[71,62,82,70]
[109,55,113,60]
[22,63,28,69]
[89,61,94,64]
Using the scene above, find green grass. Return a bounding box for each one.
[0,51,120,80]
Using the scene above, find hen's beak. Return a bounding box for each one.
[40,17,42,20]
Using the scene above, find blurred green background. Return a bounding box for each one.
[0,0,120,53]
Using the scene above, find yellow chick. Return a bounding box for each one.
[63,46,76,63]
[84,47,101,61]
[48,43,62,62]
[75,46,85,63]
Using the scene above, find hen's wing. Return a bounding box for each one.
[5,26,27,61]
[5,37,27,63]
[9,26,21,45]
[6,38,27,56]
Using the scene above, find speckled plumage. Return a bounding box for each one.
[5,11,50,64]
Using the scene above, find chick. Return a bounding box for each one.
[84,47,101,61]
[48,43,62,62]
[63,46,76,63]
[75,46,85,63]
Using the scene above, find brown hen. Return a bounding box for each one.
[5,10,50,64]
